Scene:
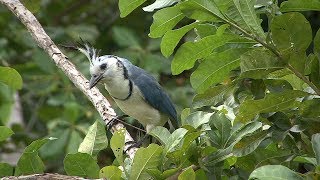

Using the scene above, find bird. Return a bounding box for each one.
[76,42,179,144]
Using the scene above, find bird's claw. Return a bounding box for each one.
[125,140,143,152]
[106,114,129,130]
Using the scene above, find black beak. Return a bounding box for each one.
[89,74,103,89]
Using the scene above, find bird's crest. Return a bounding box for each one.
[76,38,101,65]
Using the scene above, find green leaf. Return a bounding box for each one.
[233,130,269,157]
[294,156,317,166]
[0,163,14,177]
[110,129,126,165]
[226,0,266,39]
[118,0,147,17]
[112,26,141,48]
[178,166,195,180]
[312,133,320,166]
[161,22,199,57]
[203,145,233,166]
[149,126,171,146]
[0,66,23,90]
[235,90,307,123]
[0,126,14,141]
[179,0,228,22]
[64,152,100,178]
[299,99,320,118]
[143,0,178,12]
[240,48,284,79]
[192,84,232,108]
[228,121,262,147]
[183,111,213,129]
[149,6,184,38]
[171,34,237,75]
[130,144,163,180]
[191,48,249,93]
[17,138,51,175]
[17,153,45,175]
[165,128,188,153]
[280,0,320,12]
[271,12,312,51]
[100,166,122,180]
[249,165,303,180]
[208,112,232,148]
[78,120,108,159]
[168,130,202,163]
[67,130,83,154]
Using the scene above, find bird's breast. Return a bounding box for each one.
[113,85,167,129]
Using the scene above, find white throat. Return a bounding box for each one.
[103,77,131,100]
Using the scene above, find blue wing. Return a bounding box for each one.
[123,59,178,128]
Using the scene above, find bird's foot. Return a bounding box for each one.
[106,114,129,130]
[124,134,149,152]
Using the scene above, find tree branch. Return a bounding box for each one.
[0,0,137,158]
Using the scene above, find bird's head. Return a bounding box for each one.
[77,42,121,89]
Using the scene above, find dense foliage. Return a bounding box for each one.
[1,0,320,179]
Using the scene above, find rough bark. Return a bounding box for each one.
[0,0,137,158]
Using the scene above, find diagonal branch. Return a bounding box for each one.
[0,0,137,158]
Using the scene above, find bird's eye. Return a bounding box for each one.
[100,63,107,70]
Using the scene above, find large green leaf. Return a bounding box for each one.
[236,90,307,123]
[171,34,237,75]
[249,165,303,180]
[17,138,51,175]
[161,22,199,57]
[233,130,269,157]
[227,121,262,147]
[202,145,233,166]
[192,84,232,108]
[271,12,312,51]
[0,66,23,90]
[168,130,202,163]
[110,129,126,165]
[312,133,320,166]
[280,0,320,12]
[240,48,284,79]
[208,112,232,149]
[183,111,213,129]
[165,128,188,153]
[226,0,266,39]
[118,0,147,17]
[78,120,108,159]
[64,152,100,178]
[130,144,163,180]
[0,126,14,141]
[100,166,122,180]
[179,0,228,21]
[149,126,171,146]
[191,48,249,93]
[149,6,184,38]
[178,166,195,180]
